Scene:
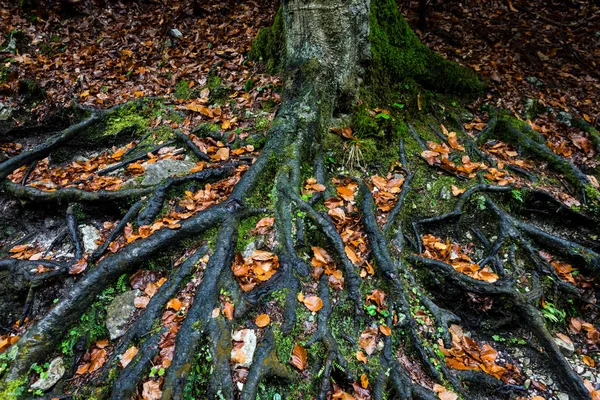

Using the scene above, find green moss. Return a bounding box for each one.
[249,8,285,74]
[236,215,262,252]
[254,116,270,131]
[369,0,484,97]
[0,376,27,399]
[175,79,192,100]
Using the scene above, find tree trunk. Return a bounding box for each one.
[0,0,597,399]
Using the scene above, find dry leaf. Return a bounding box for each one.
[120,346,139,368]
[291,343,307,371]
[255,313,270,328]
[142,380,162,400]
[303,296,323,312]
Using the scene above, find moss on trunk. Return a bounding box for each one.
[369,0,484,96]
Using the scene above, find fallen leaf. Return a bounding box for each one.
[142,380,162,400]
[120,346,139,368]
[291,343,307,371]
[255,313,270,328]
[303,296,323,312]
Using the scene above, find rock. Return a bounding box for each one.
[141,159,195,186]
[106,290,139,340]
[30,357,65,391]
[242,241,257,259]
[0,102,14,121]
[440,186,451,200]
[575,365,585,374]
[556,392,569,400]
[426,182,432,191]
[169,28,183,38]
[230,329,257,368]
[79,225,101,254]
[556,111,573,126]
[554,336,575,356]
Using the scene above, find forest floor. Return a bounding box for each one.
[0,1,599,399]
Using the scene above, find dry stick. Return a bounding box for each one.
[21,161,37,185]
[174,130,210,162]
[66,204,83,260]
[89,200,145,263]
[96,140,178,176]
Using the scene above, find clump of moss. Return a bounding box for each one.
[249,8,285,74]
[369,0,484,97]
[174,79,192,100]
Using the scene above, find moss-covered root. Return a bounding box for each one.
[489,115,598,202]
[369,0,485,96]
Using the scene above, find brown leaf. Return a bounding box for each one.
[360,373,369,389]
[119,346,139,368]
[359,327,378,355]
[69,258,88,275]
[433,384,458,400]
[142,380,162,400]
[166,298,182,311]
[356,350,368,364]
[134,296,150,309]
[291,343,307,371]
[379,325,391,336]
[89,348,107,372]
[223,302,234,320]
[255,313,270,328]
[303,295,323,312]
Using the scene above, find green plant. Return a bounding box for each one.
[511,189,524,203]
[541,301,566,324]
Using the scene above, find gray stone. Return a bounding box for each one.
[554,337,575,356]
[242,241,257,259]
[106,290,139,340]
[0,102,14,121]
[575,365,585,374]
[30,357,65,391]
[79,225,101,254]
[231,329,257,368]
[141,159,195,186]
[169,28,183,38]
[440,186,451,200]
[556,392,569,400]
[556,111,573,126]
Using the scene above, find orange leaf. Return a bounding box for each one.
[583,355,596,367]
[166,298,182,311]
[451,185,466,196]
[303,295,323,312]
[291,343,307,371]
[255,314,270,328]
[119,346,139,368]
[356,350,367,364]
[69,258,88,275]
[360,373,369,389]
[223,302,234,320]
[379,325,391,336]
[76,363,90,375]
[89,348,107,372]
